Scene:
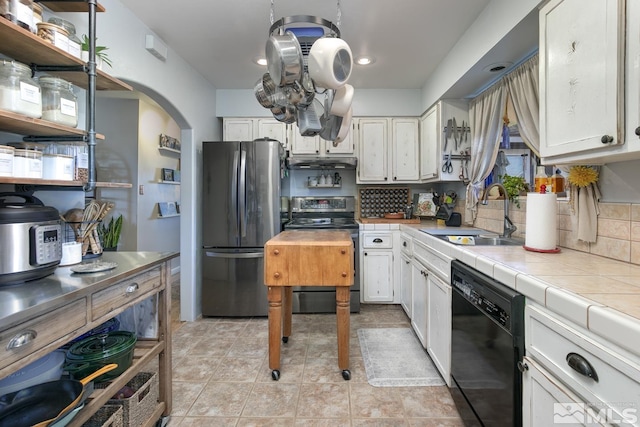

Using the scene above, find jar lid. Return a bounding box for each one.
[66,331,137,362]
[38,76,72,87]
[14,149,43,158]
[37,22,70,37]
[1,60,32,74]
[8,142,47,151]
[48,17,77,35]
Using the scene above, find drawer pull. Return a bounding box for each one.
[566,352,599,382]
[7,330,37,350]
[125,283,139,295]
[373,238,383,243]
[403,241,407,247]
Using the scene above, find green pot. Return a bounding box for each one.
[65,331,136,383]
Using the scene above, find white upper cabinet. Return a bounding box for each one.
[356,118,419,184]
[420,100,470,182]
[289,120,355,156]
[539,0,640,164]
[223,118,254,141]
[223,118,288,148]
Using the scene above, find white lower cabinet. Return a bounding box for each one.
[410,257,428,348]
[399,252,412,317]
[524,303,640,426]
[427,272,451,386]
[361,231,394,302]
[522,356,609,427]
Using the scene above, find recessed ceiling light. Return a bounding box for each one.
[254,57,267,66]
[483,62,513,73]
[355,56,375,65]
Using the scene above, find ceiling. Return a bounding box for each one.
[118,0,538,95]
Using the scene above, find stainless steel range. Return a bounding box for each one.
[284,196,360,313]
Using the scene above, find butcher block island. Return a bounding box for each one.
[264,230,354,380]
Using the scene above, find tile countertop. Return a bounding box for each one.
[398,223,640,358]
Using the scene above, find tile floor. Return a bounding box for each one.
[167,281,464,426]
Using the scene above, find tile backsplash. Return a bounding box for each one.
[474,198,640,265]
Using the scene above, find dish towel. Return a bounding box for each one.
[571,182,601,243]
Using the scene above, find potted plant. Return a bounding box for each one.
[500,174,529,208]
[98,214,123,251]
[80,35,112,69]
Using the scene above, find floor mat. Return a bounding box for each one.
[357,328,446,387]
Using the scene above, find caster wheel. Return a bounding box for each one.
[282,336,288,343]
[271,370,280,381]
[342,370,351,380]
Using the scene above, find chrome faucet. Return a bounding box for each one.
[480,183,517,238]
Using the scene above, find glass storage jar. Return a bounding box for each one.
[31,2,42,30]
[39,76,78,127]
[0,145,15,177]
[1,0,33,31]
[36,21,69,52]
[48,16,82,58]
[0,60,42,118]
[13,148,42,178]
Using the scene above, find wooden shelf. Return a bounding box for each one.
[0,19,131,91]
[158,147,181,155]
[307,183,342,188]
[0,110,105,139]
[0,177,132,188]
[39,1,106,13]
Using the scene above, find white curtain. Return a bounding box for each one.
[464,81,507,223]
[505,54,540,156]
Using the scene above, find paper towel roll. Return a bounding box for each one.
[525,193,557,250]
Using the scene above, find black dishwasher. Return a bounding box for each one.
[450,260,525,427]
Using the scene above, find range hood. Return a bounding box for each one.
[286,156,357,169]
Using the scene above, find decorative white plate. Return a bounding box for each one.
[71,261,118,274]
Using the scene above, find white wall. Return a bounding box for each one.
[420,0,541,112]
[217,89,423,118]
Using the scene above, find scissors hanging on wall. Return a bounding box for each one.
[442,152,453,173]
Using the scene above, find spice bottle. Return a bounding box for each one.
[550,169,565,193]
[0,60,42,118]
[39,76,78,127]
[534,166,550,193]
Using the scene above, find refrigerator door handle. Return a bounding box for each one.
[231,149,240,240]
[205,251,264,259]
[239,149,247,238]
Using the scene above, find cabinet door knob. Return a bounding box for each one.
[517,361,529,373]
[566,352,599,382]
[274,249,280,255]
[125,283,139,295]
[7,330,37,350]
[341,272,348,277]
[393,176,397,180]
[384,177,388,181]
[341,249,346,254]
[403,241,407,247]
[601,134,614,144]
[635,126,640,137]
[274,272,281,278]
[315,150,319,154]
[364,252,368,256]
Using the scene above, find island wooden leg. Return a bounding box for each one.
[283,286,293,343]
[336,286,351,380]
[267,286,283,380]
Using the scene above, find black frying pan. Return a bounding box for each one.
[0,363,117,427]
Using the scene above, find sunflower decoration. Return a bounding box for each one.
[568,165,599,188]
[567,165,601,243]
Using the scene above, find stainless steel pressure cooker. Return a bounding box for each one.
[0,193,62,285]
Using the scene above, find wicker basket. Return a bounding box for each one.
[96,372,158,427]
[82,405,123,427]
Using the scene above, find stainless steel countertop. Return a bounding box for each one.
[0,251,178,330]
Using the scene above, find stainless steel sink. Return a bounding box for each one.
[471,236,523,246]
[435,235,524,246]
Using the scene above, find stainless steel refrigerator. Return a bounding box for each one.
[201,139,283,316]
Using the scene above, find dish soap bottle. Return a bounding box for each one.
[551,169,565,193]
[534,166,549,193]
